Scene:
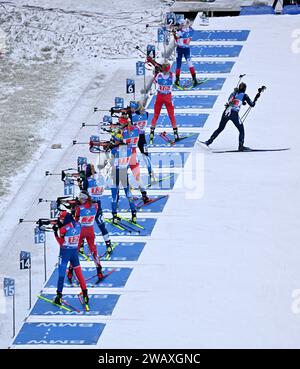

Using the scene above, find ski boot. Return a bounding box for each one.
[173,127,180,142]
[112,212,118,225]
[97,265,104,280]
[82,289,89,306]
[204,140,211,147]
[131,211,137,224]
[67,266,73,284]
[238,144,251,152]
[149,171,157,184]
[192,75,199,87]
[149,127,155,144]
[174,75,180,87]
[105,239,112,255]
[79,240,84,255]
[141,191,150,204]
[54,291,62,305]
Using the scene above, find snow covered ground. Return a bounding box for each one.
[0,1,300,348]
[0,0,171,212]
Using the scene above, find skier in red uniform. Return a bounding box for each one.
[67,191,103,283]
[149,62,179,144]
[52,211,89,306]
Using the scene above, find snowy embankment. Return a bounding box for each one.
[0,0,170,212]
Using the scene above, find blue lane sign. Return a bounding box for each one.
[136,61,145,76]
[50,201,59,219]
[157,27,165,43]
[115,97,124,108]
[126,79,135,94]
[166,12,176,26]
[64,179,74,197]
[146,44,155,59]
[103,115,112,123]
[77,156,87,172]
[20,251,31,270]
[176,14,184,24]
[34,227,45,244]
[4,278,15,297]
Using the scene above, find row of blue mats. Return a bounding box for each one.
[12,29,249,346]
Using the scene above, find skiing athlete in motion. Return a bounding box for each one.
[204,82,256,151]
[172,18,199,88]
[150,62,179,144]
[52,211,89,306]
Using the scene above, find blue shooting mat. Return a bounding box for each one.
[90,242,146,262]
[191,45,243,57]
[45,267,132,288]
[13,322,105,345]
[99,194,168,213]
[240,6,275,15]
[31,293,120,316]
[147,113,208,128]
[173,77,226,91]
[148,94,217,109]
[171,61,235,74]
[138,151,190,168]
[192,30,250,41]
[146,132,199,148]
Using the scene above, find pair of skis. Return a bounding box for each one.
[174,77,210,91]
[37,294,89,313]
[105,217,144,234]
[134,194,168,209]
[199,141,290,153]
[159,131,196,146]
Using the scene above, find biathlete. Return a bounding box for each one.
[52,211,89,306]
[109,131,137,225]
[150,62,179,144]
[67,191,104,283]
[172,18,199,88]
[81,163,112,255]
[204,82,256,151]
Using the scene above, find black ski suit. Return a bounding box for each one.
[207,92,255,146]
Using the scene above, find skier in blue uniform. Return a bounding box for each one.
[52,211,88,306]
[129,101,155,181]
[81,163,112,255]
[173,18,198,88]
[204,83,256,151]
[110,131,137,224]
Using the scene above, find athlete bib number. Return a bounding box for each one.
[80,216,95,226]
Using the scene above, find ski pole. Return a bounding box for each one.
[240,86,266,124]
